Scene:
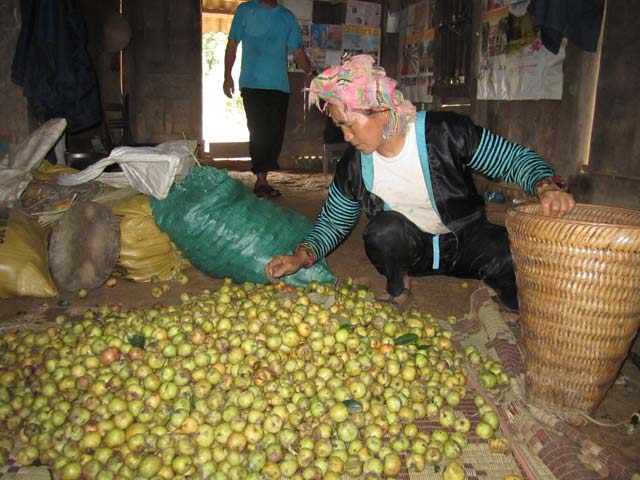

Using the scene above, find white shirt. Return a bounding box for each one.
[371,123,450,234]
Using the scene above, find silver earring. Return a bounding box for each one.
[382,128,390,140]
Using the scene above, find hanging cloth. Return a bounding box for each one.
[527,0,605,55]
[11,0,102,132]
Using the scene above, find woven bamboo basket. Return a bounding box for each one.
[505,203,640,418]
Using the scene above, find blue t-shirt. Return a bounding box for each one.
[228,0,303,93]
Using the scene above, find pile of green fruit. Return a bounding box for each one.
[464,346,510,390]
[0,279,510,480]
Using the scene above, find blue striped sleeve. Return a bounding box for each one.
[468,128,555,195]
[303,183,361,260]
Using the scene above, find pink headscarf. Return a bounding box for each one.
[308,55,416,136]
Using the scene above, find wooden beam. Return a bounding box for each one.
[202,8,234,15]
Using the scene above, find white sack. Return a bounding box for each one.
[0,119,67,206]
[57,140,196,200]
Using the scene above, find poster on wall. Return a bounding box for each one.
[288,20,312,72]
[415,29,435,103]
[397,0,436,104]
[342,25,381,64]
[280,0,312,22]
[398,6,408,31]
[399,29,435,104]
[310,24,343,70]
[405,3,416,33]
[282,0,312,71]
[346,0,382,27]
[413,0,436,33]
[477,1,565,100]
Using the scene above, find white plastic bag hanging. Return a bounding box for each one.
[57,140,197,200]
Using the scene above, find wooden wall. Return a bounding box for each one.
[579,0,640,208]
[0,0,29,145]
[2,0,637,209]
[472,42,599,182]
[470,0,638,208]
[126,0,202,145]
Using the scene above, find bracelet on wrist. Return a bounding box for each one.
[293,242,317,268]
[536,175,567,198]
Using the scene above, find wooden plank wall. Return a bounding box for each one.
[588,0,640,179]
[472,0,638,208]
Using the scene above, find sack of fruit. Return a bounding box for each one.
[112,195,191,282]
[150,166,336,287]
[0,208,58,298]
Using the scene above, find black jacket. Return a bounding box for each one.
[304,111,556,260]
[11,0,101,132]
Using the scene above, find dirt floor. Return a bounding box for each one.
[1,168,639,474]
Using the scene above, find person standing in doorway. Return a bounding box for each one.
[223,0,314,198]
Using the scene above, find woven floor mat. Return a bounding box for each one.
[401,397,524,479]
[450,287,640,480]
[403,443,523,480]
[0,458,50,480]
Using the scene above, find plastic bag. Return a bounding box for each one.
[0,208,58,298]
[57,140,196,199]
[0,118,67,206]
[111,195,190,282]
[151,167,336,287]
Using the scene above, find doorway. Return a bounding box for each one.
[201,12,249,157]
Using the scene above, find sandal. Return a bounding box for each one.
[254,185,282,198]
[376,288,414,311]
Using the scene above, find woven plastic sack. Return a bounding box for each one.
[0,208,58,298]
[57,140,195,200]
[111,195,190,282]
[150,167,336,287]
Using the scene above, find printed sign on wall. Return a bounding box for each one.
[477,1,565,100]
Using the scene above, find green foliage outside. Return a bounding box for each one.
[202,32,245,116]
[202,32,223,76]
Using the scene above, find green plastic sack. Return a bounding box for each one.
[150,167,336,287]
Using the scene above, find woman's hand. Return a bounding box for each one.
[265,250,308,283]
[539,189,576,217]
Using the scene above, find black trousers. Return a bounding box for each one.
[363,211,518,310]
[241,88,289,175]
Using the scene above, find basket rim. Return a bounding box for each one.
[507,202,640,230]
